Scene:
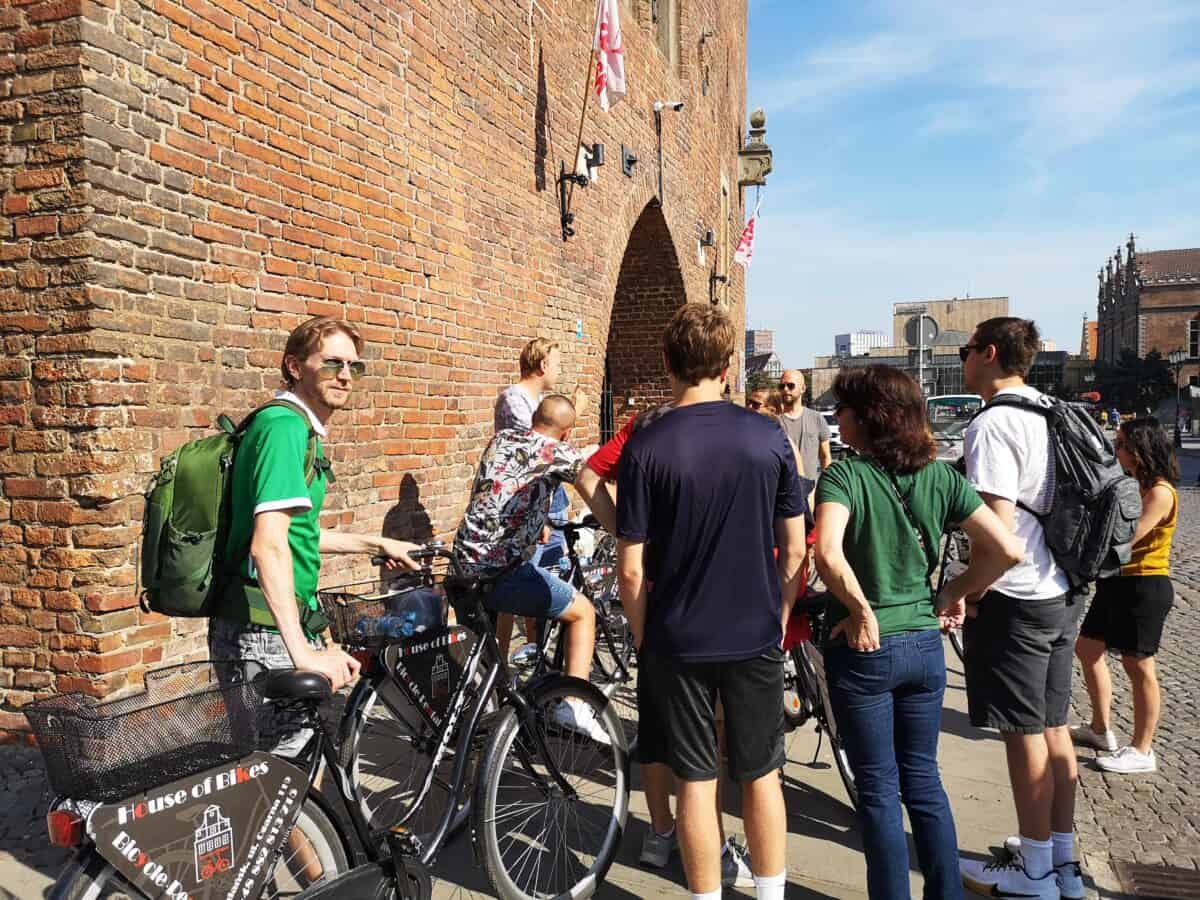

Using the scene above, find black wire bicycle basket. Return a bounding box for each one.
[317,571,448,648]
[23,660,264,801]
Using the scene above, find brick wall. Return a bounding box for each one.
[0,0,750,729]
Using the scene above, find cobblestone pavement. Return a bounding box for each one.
[1070,467,1200,897]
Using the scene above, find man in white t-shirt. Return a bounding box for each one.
[957,318,1083,900]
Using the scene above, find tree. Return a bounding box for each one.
[746,370,774,392]
[1093,349,1173,413]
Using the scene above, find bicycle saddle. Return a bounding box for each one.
[258,669,333,702]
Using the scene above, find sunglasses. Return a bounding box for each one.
[747,399,764,410]
[318,357,367,380]
[958,344,983,363]
[779,382,798,390]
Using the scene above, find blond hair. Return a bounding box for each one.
[519,337,559,378]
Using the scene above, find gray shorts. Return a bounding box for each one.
[208,617,323,758]
[963,590,1083,734]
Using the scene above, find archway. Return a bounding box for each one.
[601,203,688,439]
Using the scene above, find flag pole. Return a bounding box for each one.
[565,1,603,216]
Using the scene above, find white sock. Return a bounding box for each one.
[690,890,721,900]
[754,871,787,900]
[1021,835,1053,879]
[1052,831,1075,867]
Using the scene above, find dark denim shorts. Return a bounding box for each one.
[487,561,575,619]
[964,590,1082,734]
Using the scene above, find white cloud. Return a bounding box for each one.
[746,209,1200,367]
[755,0,1200,156]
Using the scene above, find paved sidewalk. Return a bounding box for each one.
[0,635,1025,899]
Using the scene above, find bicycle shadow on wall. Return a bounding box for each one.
[383,474,436,545]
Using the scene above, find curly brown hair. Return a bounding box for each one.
[833,366,936,474]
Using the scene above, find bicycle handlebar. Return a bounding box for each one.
[548,515,602,534]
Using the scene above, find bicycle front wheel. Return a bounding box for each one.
[473,680,628,900]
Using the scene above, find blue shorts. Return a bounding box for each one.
[488,561,575,619]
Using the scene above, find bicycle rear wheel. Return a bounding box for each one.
[473,680,628,900]
[51,796,352,900]
[795,641,857,811]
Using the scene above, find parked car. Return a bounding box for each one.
[822,410,848,459]
[926,394,983,463]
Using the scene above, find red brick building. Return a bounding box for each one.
[0,0,756,730]
[1097,235,1200,385]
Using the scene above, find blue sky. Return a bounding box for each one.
[745,0,1200,367]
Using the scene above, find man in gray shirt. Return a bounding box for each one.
[777,369,831,480]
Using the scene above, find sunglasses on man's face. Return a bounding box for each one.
[747,399,764,410]
[958,344,983,363]
[317,358,367,380]
[779,382,798,390]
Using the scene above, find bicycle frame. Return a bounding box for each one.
[339,591,585,869]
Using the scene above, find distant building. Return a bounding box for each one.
[746,351,783,384]
[1080,317,1098,360]
[745,329,774,358]
[835,330,889,357]
[891,297,1009,347]
[1040,340,1058,352]
[1097,235,1200,388]
[811,296,1012,404]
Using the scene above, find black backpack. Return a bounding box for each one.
[974,393,1141,582]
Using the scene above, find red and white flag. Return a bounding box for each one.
[733,200,762,268]
[593,0,625,112]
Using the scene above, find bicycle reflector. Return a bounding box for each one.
[47,808,84,848]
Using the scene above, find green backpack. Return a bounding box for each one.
[139,400,325,618]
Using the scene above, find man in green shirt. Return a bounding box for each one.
[210,316,419,751]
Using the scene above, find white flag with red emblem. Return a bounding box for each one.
[593,0,626,112]
[733,200,762,268]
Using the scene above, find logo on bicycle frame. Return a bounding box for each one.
[193,805,234,882]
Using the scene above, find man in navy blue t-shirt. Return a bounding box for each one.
[617,304,808,900]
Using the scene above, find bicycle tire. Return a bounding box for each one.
[473,679,628,900]
[50,796,353,900]
[338,672,465,844]
[948,626,965,663]
[795,641,858,811]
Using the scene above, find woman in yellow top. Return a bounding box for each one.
[1073,417,1180,774]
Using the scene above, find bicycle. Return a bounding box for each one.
[327,544,631,900]
[937,529,970,663]
[781,590,858,810]
[512,517,637,745]
[26,659,432,900]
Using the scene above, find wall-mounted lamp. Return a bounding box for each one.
[558,143,605,240]
[621,145,638,177]
[699,229,715,248]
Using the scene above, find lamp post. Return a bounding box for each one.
[1168,348,1186,448]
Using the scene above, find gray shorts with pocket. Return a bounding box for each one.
[208,617,323,758]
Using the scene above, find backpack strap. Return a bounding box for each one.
[966,393,1053,519]
[237,399,333,486]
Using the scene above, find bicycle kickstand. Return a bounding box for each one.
[811,724,824,766]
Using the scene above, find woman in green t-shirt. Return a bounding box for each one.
[815,366,1023,900]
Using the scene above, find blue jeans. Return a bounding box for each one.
[825,628,962,900]
[531,486,569,569]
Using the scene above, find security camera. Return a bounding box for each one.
[653,100,685,112]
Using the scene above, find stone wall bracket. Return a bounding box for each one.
[738,107,773,190]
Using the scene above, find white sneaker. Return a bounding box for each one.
[961,853,1059,899]
[1070,724,1117,752]
[638,826,677,868]
[548,699,611,745]
[721,838,754,888]
[1096,745,1156,773]
[1056,861,1085,900]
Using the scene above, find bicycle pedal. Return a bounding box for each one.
[387,825,424,857]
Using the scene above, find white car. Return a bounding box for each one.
[926,394,983,463]
[822,411,846,457]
